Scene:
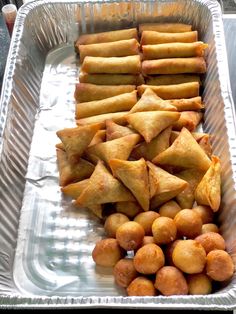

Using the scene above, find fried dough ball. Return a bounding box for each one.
[195,232,225,254]
[152,217,177,245]
[172,240,206,274]
[113,258,138,288]
[127,276,156,296]
[92,238,125,267]
[104,213,130,238]
[134,211,160,235]
[206,250,234,281]
[165,239,181,266]
[187,273,212,295]
[133,243,165,274]
[154,266,188,296]
[142,236,155,246]
[192,205,214,224]
[174,209,202,238]
[159,200,182,219]
[202,223,219,234]
[116,201,142,218]
[116,221,145,251]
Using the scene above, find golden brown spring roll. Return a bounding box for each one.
[81,55,141,74]
[142,57,206,75]
[139,23,192,34]
[141,30,198,45]
[79,73,145,85]
[137,82,199,99]
[76,91,137,118]
[169,96,203,111]
[76,28,138,45]
[142,42,208,59]
[145,74,200,86]
[76,111,128,126]
[78,39,140,62]
[74,83,136,102]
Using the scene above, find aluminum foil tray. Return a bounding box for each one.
[0,0,236,309]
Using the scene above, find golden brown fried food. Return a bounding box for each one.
[127,277,156,296]
[165,239,181,266]
[206,250,234,281]
[116,201,143,218]
[152,217,177,245]
[195,232,225,254]
[133,243,165,274]
[192,205,214,224]
[142,236,155,246]
[113,258,138,288]
[174,209,202,238]
[134,211,160,235]
[201,223,219,234]
[116,221,145,251]
[187,273,212,295]
[159,200,182,219]
[104,213,130,238]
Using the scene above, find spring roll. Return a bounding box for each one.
[142,57,206,75]
[78,39,140,62]
[142,42,208,60]
[76,111,128,127]
[145,74,201,86]
[74,83,136,102]
[169,96,203,111]
[76,28,138,45]
[76,91,137,119]
[137,82,199,99]
[79,73,145,85]
[139,23,192,34]
[141,30,198,45]
[81,55,141,74]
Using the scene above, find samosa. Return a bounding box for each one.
[61,179,89,199]
[172,111,203,132]
[89,129,106,146]
[106,119,137,141]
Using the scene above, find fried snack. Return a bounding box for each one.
[134,211,160,235]
[106,120,137,141]
[127,277,156,296]
[61,179,89,199]
[170,130,209,144]
[194,156,221,212]
[104,213,130,238]
[192,205,214,224]
[195,232,226,254]
[146,74,201,86]
[152,127,211,172]
[133,243,165,274]
[137,82,200,99]
[187,274,212,295]
[174,209,202,238]
[206,250,234,281]
[56,149,94,186]
[86,134,140,165]
[113,258,138,288]
[154,266,188,296]
[79,73,145,85]
[116,201,143,218]
[141,30,198,45]
[147,162,188,209]
[169,96,203,111]
[78,39,140,62]
[142,42,208,60]
[152,216,177,245]
[89,129,106,146]
[92,238,124,267]
[76,161,135,207]
[142,57,206,75]
[142,236,155,246]
[165,239,181,266]
[172,240,206,274]
[129,87,177,113]
[76,111,128,126]
[126,111,180,143]
[172,111,203,132]
[56,123,102,165]
[74,83,136,102]
[76,28,138,45]
[109,158,149,211]
[202,223,219,234]
[75,91,137,119]
[139,23,192,34]
[198,134,212,158]
[131,126,172,161]
[159,200,182,219]
[116,221,145,251]
[81,55,141,74]
[176,169,204,209]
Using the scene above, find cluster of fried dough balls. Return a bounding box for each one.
[92,205,234,296]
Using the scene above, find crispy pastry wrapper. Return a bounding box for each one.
[145,74,201,86]
[76,111,129,127]
[138,23,192,34]
[141,30,198,45]
[79,73,145,85]
[172,111,203,132]
[106,120,137,141]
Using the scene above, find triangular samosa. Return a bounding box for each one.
[194,156,221,212]
[56,123,102,164]
[106,119,137,141]
[147,161,188,209]
[61,179,89,199]
[85,133,141,164]
[152,127,211,171]
[56,149,94,186]
[77,160,135,206]
[172,111,203,132]
[89,130,106,146]
[175,168,205,209]
[198,134,212,157]
[109,158,150,211]
[126,111,180,143]
[131,126,172,161]
[129,87,177,113]
[170,131,210,145]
